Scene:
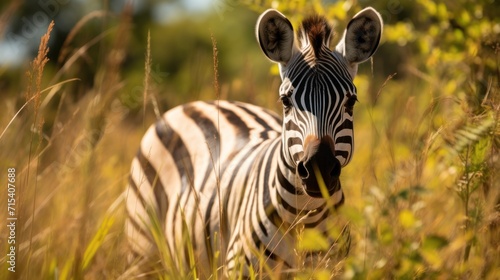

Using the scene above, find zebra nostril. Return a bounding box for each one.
[329,160,341,178]
[297,161,309,179]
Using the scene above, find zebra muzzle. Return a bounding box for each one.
[297,135,341,198]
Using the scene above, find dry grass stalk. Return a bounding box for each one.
[210,31,226,271]
[143,30,152,124]
[211,32,220,100]
[23,20,55,276]
[26,20,54,132]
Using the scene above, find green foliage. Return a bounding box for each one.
[297,229,330,251]
[82,215,115,270]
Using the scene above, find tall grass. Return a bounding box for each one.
[0,5,134,280]
[0,2,498,280]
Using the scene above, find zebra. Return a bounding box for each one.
[125,7,382,278]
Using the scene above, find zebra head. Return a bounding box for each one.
[257,8,382,197]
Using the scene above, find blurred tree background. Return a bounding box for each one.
[0,0,499,279]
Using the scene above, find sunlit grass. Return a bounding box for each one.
[0,1,499,279]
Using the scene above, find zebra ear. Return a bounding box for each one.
[336,7,382,75]
[256,9,295,65]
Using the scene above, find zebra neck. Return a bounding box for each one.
[271,141,332,227]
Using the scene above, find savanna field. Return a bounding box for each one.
[0,0,499,279]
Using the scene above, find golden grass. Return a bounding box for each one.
[0,6,133,280]
[0,3,498,280]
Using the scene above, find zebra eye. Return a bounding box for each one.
[344,94,357,114]
[280,95,293,108]
[345,95,358,108]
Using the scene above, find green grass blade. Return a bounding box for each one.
[82,215,115,270]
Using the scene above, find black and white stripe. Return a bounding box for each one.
[126,7,382,278]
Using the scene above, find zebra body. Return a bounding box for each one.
[126,7,382,278]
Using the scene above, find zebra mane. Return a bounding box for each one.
[298,15,333,56]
